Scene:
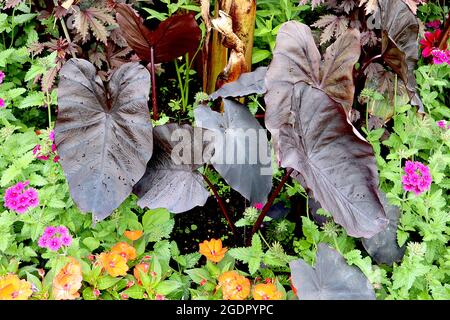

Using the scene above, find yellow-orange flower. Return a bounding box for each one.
[199,238,228,263]
[133,263,149,285]
[124,230,143,241]
[0,274,33,300]
[111,242,137,261]
[52,257,83,300]
[217,271,250,300]
[252,283,283,300]
[99,252,129,277]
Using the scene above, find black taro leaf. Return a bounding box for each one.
[379,0,423,111]
[209,67,267,100]
[264,21,360,123]
[194,99,273,204]
[290,243,376,300]
[133,124,210,213]
[275,83,388,238]
[362,192,406,265]
[55,58,152,222]
[116,3,201,64]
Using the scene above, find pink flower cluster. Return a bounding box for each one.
[402,161,432,195]
[3,181,39,214]
[426,20,441,30]
[33,129,60,163]
[437,120,449,129]
[431,49,450,65]
[38,225,73,251]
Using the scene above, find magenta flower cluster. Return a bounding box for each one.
[431,49,450,65]
[402,161,432,196]
[38,226,73,251]
[426,20,441,30]
[3,181,39,214]
[33,129,60,163]
[437,120,449,129]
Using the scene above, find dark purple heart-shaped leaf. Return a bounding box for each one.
[116,3,201,64]
[290,243,376,300]
[133,123,210,213]
[270,83,387,238]
[209,67,267,100]
[362,192,406,265]
[379,0,423,111]
[55,58,153,222]
[264,21,360,123]
[194,99,273,204]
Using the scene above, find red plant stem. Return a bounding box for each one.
[202,174,237,240]
[250,167,294,240]
[150,46,158,121]
[439,12,450,50]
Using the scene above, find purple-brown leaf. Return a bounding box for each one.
[379,0,423,111]
[55,59,153,222]
[266,82,387,238]
[133,123,210,214]
[116,3,201,63]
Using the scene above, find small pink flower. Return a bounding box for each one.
[51,143,56,152]
[155,294,166,300]
[49,130,55,142]
[32,145,41,155]
[426,20,441,30]
[0,98,5,109]
[254,203,264,210]
[0,71,5,84]
[38,235,48,248]
[93,289,100,297]
[60,234,72,247]
[437,120,447,129]
[431,49,450,65]
[56,226,68,235]
[47,237,62,251]
[53,155,60,163]
[44,226,57,237]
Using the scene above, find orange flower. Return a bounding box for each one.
[111,242,137,261]
[99,252,129,277]
[52,257,83,300]
[0,274,33,300]
[199,239,228,263]
[133,263,149,285]
[124,230,143,241]
[217,271,250,300]
[252,283,283,300]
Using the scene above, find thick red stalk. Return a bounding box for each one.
[203,174,237,240]
[250,168,294,241]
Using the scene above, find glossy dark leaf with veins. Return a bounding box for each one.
[290,243,376,300]
[362,192,406,265]
[194,99,273,204]
[268,83,387,238]
[55,58,153,222]
[133,124,210,214]
[116,3,201,63]
[379,0,423,112]
[209,67,267,100]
